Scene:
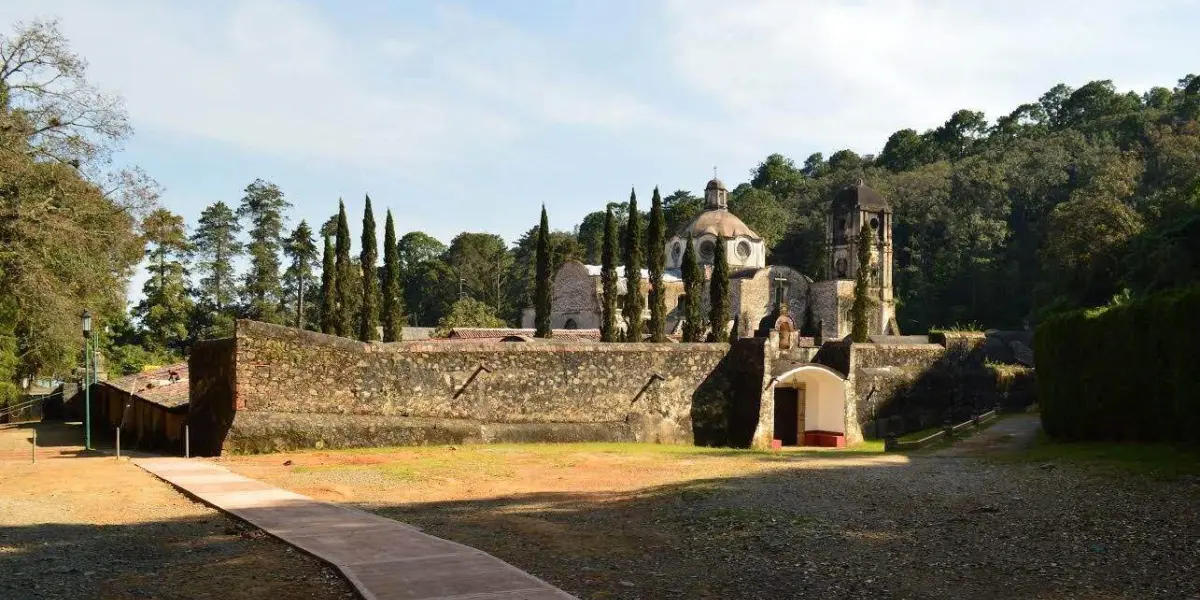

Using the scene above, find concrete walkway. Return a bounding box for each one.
[134,457,576,600]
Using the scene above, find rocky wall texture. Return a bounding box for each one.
[209,320,731,453]
[188,338,237,456]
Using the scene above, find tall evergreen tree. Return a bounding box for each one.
[850,222,874,342]
[708,236,730,342]
[534,205,553,338]
[647,186,667,342]
[283,220,318,330]
[681,233,703,342]
[237,179,291,323]
[190,202,242,313]
[381,210,404,341]
[622,188,645,341]
[319,232,336,334]
[134,208,193,352]
[333,200,353,336]
[359,195,380,342]
[600,206,619,342]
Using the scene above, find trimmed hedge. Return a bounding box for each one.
[1034,286,1200,443]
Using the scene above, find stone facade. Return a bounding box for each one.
[189,320,734,454]
[529,178,899,340]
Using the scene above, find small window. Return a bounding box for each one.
[699,240,715,261]
[736,240,752,260]
[836,218,847,231]
[870,216,880,230]
[563,318,578,330]
[835,258,848,278]
[671,241,682,259]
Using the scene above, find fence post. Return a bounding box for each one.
[116,426,121,459]
[184,424,190,458]
[31,429,36,463]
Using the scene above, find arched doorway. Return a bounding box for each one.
[768,364,848,447]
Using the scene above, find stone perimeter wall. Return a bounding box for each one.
[192,320,730,454]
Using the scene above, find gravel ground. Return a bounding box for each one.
[0,424,357,600]
[225,415,1200,600]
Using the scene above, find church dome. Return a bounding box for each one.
[705,177,727,191]
[679,208,760,240]
[833,180,891,213]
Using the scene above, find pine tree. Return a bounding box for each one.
[283,220,318,330]
[333,200,353,337]
[647,186,667,342]
[850,222,874,342]
[622,188,645,341]
[708,236,730,342]
[319,232,336,335]
[190,202,242,314]
[600,206,619,342]
[534,205,553,338]
[381,210,404,342]
[681,233,703,342]
[359,195,380,342]
[238,179,291,323]
[134,208,193,352]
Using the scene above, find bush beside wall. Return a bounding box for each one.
[1034,286,1200,443]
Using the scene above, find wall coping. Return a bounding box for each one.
[235,320,731,355]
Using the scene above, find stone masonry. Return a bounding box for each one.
[189,320,731,454]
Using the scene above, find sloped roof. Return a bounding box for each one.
[102,362,189,410]
[446,328,603,342]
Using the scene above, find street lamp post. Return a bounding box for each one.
[81,310,92,451]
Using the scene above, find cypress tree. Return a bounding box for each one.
[534,205,553,338]
[600,206,619,342]
[622,188,644,341]
[319,232,336,334]
[708,236,730,342]
[681,233,703,342]
[381,209,403,342]
[647,186,667,342]
[359,195,380,342]
[850,222,874,342]
[333,200,353,337]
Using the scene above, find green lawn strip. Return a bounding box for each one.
[994,431,1200,479]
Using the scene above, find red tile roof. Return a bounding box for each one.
[102,362,189,410]
[446,328,603,342]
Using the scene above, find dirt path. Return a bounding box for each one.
[221,436,1200,600]
[933,412,1042,457]
[0,423,357,600]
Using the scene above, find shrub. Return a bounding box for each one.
[1034,285,1200,443]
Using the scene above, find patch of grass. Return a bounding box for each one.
[999,431,1200,479]
[898,427,944,443]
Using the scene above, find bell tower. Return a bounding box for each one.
[821,180,898,336]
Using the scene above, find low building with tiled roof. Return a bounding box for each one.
[90,362,189,453]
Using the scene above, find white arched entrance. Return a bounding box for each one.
[766,364,849,447]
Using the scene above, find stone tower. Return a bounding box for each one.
[810,180,899,338]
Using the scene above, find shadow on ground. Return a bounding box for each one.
[343,454,1199,600]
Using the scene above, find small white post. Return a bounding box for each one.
[116,427,121,459]
[184,424,190,458]
[31,429,36,463]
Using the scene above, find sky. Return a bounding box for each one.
[2,0,1198,300]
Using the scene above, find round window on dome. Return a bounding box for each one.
[699,240,715,260]
[736,240,752,260]
[672,241,682,259]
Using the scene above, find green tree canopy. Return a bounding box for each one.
[238,179,290,323]
[433,297,506,337]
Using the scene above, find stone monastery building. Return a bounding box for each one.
[523,175,901,340]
